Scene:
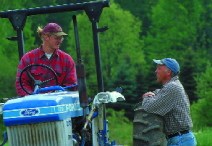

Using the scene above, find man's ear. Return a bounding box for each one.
[165,67,172,75]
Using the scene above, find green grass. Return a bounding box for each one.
[107,109,212,146]
[107,109,133,146]
[194,127,212,146]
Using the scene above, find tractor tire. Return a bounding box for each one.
[133,106,167,146]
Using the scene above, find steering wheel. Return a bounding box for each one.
[19,64,59,95]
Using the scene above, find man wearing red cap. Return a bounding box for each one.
[141,58,197,146]
[15,23,77,96]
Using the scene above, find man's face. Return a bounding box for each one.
[45,34,64,51]
[155,65,172,84]
[49,34,64,49]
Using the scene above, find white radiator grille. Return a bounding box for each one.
[7,119,73,146]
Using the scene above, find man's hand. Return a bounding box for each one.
[142,92,155,98]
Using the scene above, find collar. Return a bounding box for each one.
[38,46,59,58]
[163,76,179,86]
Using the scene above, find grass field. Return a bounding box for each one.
[194,127,212,146]
[107,110,212,145]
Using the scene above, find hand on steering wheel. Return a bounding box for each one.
[19,64,58,95]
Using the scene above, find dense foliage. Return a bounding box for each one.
[191,64,212,130]
[0,0,211,143]
[0,0,211,102]
[66,2,145,102]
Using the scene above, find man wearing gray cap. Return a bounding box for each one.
[141,58,197,146]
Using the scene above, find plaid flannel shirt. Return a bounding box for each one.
[142,76,193,135]
[15,47,77,96]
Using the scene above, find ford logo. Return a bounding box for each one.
[20,108,39,116]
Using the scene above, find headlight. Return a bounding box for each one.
[93,91,125,105]
[0,103,4,114]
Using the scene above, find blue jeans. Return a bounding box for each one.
[167,131,197,146]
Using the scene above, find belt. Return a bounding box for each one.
[167,130,190,139]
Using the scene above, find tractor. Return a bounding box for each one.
[0,1,126,146]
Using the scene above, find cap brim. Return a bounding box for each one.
[153,59,163,65]
[53,32,68,36]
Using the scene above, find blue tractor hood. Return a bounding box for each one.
[3,91,83,126]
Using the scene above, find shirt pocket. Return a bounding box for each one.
[30,68,45,80]
[54,67,63,77]
[53,67,65,85]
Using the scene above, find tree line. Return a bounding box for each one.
[0,0,211,117]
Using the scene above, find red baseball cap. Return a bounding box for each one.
[42,23,67,36]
